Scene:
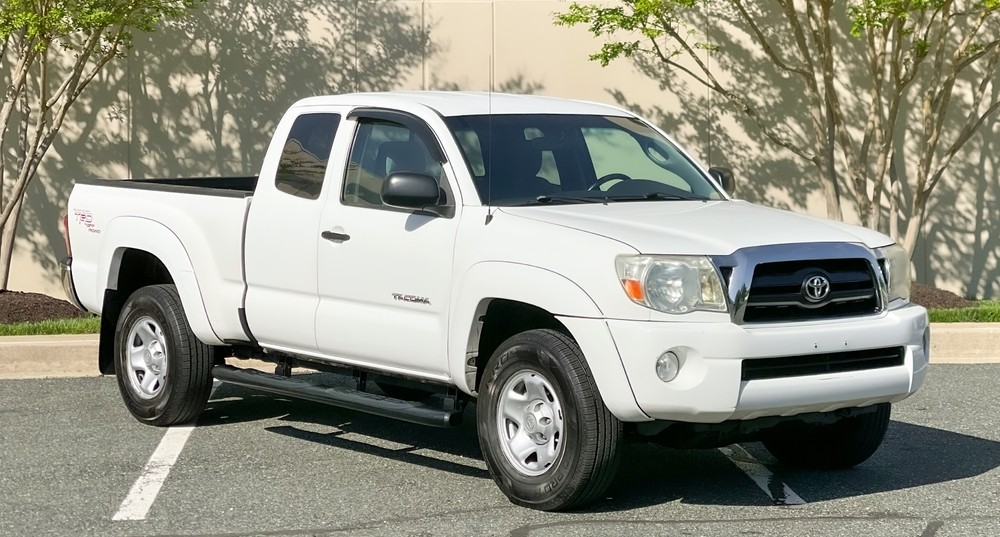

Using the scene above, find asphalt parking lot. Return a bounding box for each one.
[2,363,1000,537]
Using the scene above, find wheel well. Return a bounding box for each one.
[472,299,571,392]
[98,249,174,374]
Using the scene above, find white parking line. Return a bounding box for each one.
[719,444,806,506]
[112,424,196,521]
[113,382,219,521]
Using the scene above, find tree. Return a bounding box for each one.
[556,0,1000,256]
[0,0,205,290]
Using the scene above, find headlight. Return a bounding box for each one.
[616,255,728,314]
[879,244,911,303]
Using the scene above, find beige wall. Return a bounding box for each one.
[8,0,998,299]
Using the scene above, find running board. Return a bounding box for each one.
[212,365,464,427]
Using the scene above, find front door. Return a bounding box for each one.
[314,111,460,378]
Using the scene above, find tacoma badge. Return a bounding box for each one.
[392,293,431,305]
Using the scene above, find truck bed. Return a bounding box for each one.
[67,177,256,345]
[76,176,258,197]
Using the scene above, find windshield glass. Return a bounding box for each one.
[444,114,724,206]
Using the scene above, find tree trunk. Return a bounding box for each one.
[817,157,843,221]
[0,196,24,291]
[901,188,926,256]
[888,155,901,242]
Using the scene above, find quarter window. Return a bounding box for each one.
[275,113,340,200]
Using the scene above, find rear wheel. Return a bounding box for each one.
[114,284,214,426]
[477,329,622,511]
[762,403,891,469]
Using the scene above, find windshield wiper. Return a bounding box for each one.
[511,194,607,206]
[604,192,709,202]
[509,192,707,206]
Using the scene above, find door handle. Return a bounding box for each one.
[321,231,351,242]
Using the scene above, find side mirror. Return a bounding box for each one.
[382,172,444,212]
[708,167,736,196]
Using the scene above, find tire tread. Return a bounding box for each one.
[116,284,214,426]
[478,328,622,511]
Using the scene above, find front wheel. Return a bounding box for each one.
[762,403,891,469]
[477,329,622,511]
[114,284,214,426]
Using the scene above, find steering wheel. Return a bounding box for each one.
[587,173,633,191]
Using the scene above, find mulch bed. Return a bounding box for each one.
[0,282,976,326]
[0,290,92,324]
[910,282,973,310]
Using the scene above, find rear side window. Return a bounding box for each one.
[275,113,341,200]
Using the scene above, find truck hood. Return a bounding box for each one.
[500,200,893,255]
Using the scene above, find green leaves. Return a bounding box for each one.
[555,0,713,64]
[591,41,642,66]
[0,0,206,53]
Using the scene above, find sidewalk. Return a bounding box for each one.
[1,324,998,380]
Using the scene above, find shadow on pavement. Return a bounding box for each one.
[200,380,1000,511]
[757,420,1000,503]
[200,378,487,479]
[600,419,1000,510]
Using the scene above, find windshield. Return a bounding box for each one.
[444,114,724,206]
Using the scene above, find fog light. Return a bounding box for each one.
[655,351,680,382]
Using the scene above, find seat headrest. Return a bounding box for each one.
[376,141,426,176]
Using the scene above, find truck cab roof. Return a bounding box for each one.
[291,91,631,117]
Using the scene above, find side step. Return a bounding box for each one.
[212,365,464,427]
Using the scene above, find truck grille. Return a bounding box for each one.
[741,347,904,381]
[742,258,879,323]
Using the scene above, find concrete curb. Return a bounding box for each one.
[929,323,1000,364]
[1,324,997,380]
[0,334,100,379]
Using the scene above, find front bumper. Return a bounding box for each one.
[60,256,86,311]
[601,304,929,422]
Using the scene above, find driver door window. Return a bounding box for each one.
[342,119,443,208]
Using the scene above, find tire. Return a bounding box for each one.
[477,329,622,511]
[762,403,891,469]
[114,284,214,426]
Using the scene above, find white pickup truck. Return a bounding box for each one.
[63,92,929,511]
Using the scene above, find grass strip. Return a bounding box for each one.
[928,300,1000,323]
[0,316,101,336]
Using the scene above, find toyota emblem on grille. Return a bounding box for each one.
[802,275,831,303]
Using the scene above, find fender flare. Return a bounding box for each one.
[97,216,222,345]
[448,261,646,421]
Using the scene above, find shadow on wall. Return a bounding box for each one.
[921,115,999,299]
[127,0,433,178]
[429,72,545,95]
[16,0,433,286]
[605,5,831,213]
[18,0,550,294]
[606,3,989,297]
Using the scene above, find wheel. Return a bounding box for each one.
[114,284,214,426]
[587,173,632,191]
[477,329,622,511]
[761,403,891,469]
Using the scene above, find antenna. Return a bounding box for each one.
[485,2,496,225]
[487,54,495,222]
